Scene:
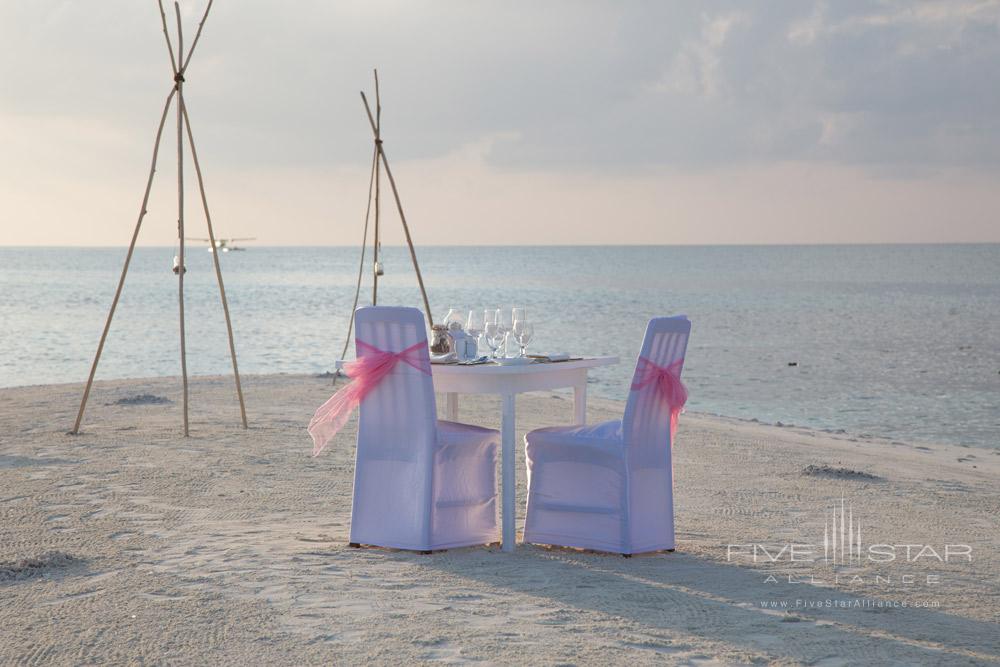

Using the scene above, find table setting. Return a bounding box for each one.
[429,307,573,366]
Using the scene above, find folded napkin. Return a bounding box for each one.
[430,352,457,364]
[529,353,571,362]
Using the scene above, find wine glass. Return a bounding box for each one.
[443,308,464,333]
[512,319,534,358]
[483,308,496,333]
[466,310,483,338]
[495,308,510,358]
[483,310,502,359]
[500,308,515,330]
[511,308,525,356]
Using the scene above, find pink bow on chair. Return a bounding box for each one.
[308,340,431,456]
[631,357,688,441]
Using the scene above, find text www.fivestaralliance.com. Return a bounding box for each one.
[759,599,940,610]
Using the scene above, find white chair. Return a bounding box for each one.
[523,316,691,555]
[349,306,499,552]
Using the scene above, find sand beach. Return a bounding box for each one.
[1,374,998,665]
[5,1,1000,664]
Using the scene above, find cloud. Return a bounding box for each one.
[650,10,749,98]
[4,0,999,173]
[1,1,998,245]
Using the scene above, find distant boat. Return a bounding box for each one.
[185,237,256,253]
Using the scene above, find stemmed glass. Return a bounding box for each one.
[483,310,503,359]
[512,318,534,358]
[505,308,525,358]
[493,308,513,357]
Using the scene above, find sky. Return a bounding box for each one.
[1,0,998,246]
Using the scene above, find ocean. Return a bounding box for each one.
[1,245,997,449]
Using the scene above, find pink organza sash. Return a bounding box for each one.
[631,357,687,441]
[308,340,431,456]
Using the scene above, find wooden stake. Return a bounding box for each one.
[74,0,240,436]
[156,0,178,77]
[181,0,214,72]
[338,144,379,372]
[180,96,248,428]
[175,2,189,437]
[360,91,434,327]
[372,70,382,305]
[71,88,177,435]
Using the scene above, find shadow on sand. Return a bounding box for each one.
[418,545,999,664]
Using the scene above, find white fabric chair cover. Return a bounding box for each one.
[524,316,691,554]
[350,306,499,551]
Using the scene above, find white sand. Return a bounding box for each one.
[1,374,998,665]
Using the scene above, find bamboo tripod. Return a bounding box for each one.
[71,0,247,436]
[336,71,434,367]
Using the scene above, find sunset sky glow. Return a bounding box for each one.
[2,1,999,246]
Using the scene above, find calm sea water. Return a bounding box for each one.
[1,245,997,448]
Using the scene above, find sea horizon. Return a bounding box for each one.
[3,241,998,249]
[3,244,997,450]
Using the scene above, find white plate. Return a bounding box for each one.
[494,357,534,366]
[430,353,457,364]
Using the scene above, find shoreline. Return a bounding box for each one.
[2,374,998,664]
[2,371,990,455]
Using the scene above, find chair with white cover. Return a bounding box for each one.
[523,316,691,555]
[340,306,499,551]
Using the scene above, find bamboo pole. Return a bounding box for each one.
[360,91,434,327]
[337,144,379,373]
[174,2,189,437]
[372,70,382,305]
[156,0,178,77]
[74,0,239,436]
[180,95,248,427]
[181,0,214,73]
[71,88,177,435]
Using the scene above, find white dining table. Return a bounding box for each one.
[431,356,618,551]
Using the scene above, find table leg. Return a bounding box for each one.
[445,392,458,421]
[573,380,587,425]
[501,393,516,552]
